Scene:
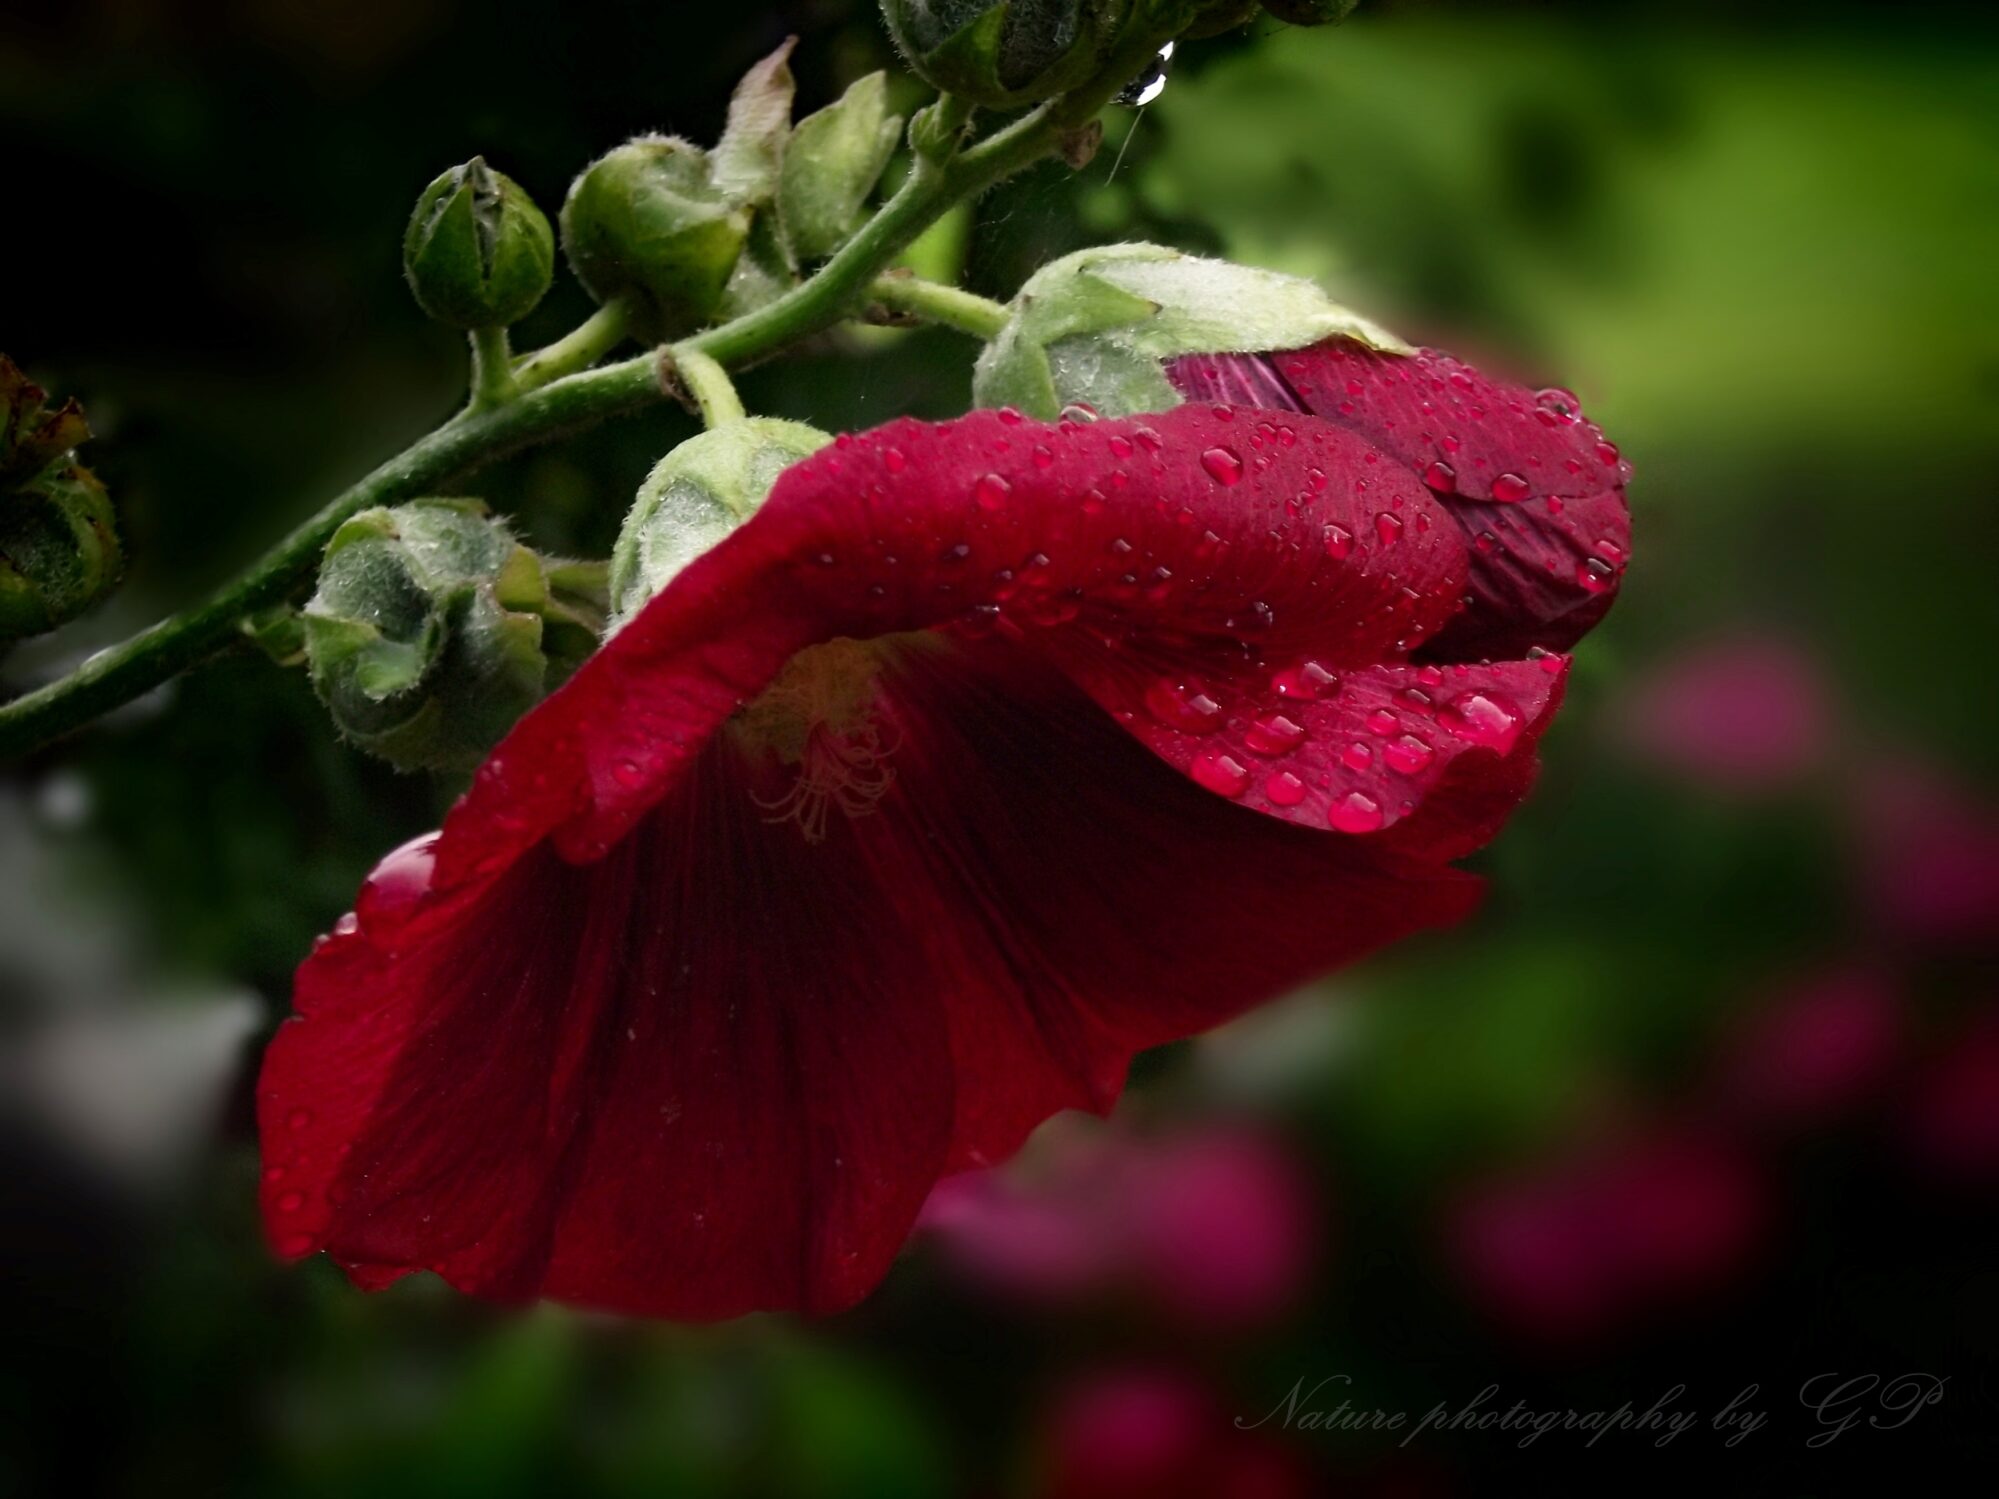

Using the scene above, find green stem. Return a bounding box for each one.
[868,273,1009,340]
[468,326,517,409]
[513,298,631,391]
[0,36,1169,761]
[664,346,746,428]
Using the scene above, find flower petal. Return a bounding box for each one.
[1170,342,1631,658]
[262,633,1481,1315]
[435,403,1477,879]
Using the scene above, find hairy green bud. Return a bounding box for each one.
[402,158,555,329]
[0,357,121,645]
[609,419,831,624]
[303,500,605,773]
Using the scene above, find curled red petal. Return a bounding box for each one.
[260,402,1563,1317]
[1170,341,1632,658]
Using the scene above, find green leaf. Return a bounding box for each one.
[712,38,797,204]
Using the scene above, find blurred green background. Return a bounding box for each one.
[3,1,1996,1494]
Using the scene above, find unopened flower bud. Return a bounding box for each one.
[881,0,1137,110]
[972,242,1408,418]
[609,419,831,624]
[403,158,555,330]
[561,137,754,342]
[0,357,121,644]
[303,500,606,773]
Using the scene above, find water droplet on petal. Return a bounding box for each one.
[1424,460,1457,491]
[1384,734,1435,774]
[996,406,1024,426]
[1264,771,1308,807]
[1341,741,1374,770]
[1201,447,1245,486]
[883,447,907,474]
[1375,512,1404,545]
[1144,678,1225,733]
[975,473,1013,511]
[1442,692,1523,753]
[1365,708,1397,734]
[1577,556,1618,593]
[1328,790,1385,833]
[1491,472,1531,503]
[1324,524,1354,560]
[1190,751,1251,798]
[1244,713,1307,755]
[277,1190,306,1213]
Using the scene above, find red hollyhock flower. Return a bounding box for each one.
[1169,340,1633,661]
[259,382,1613,1319]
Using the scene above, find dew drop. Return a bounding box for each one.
[1491,472,1531,503]
[1032,444,1055,470]
[1264,771,1308,808]
[1108,433,1135,459]
[1375,512,1404,546]
[1365,708,1397,735]
[996,405,1024,426]
[1144,678,1225,733]
[1577,556,1618,593]
[1328,790,1385,833]
[1244,713,1307,756]
[1384,734,1435,775]
[1201,446,1245,486]
[1190,751,1251,798]
[1423,459,1457,491]
[1442,692,1523,753]
[1340,741,1374,770]
[1324,524,1354,561]
[277,1190,306,1214]
[975,473,1013,511]
[883,447,907,474]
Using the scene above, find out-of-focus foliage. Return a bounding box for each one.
[2,2,1995,1495]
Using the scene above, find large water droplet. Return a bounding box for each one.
[1190,751,1251,799]
[975,473,1013,511]
[1375,512,1404,546]
[1384,734,1435,775]
[1577,556,1617,593]
[1201,447,1245,486]
[1442,692,1523,753]
[1424,460,1457,491]
[1328,790,1385,833]
[1324,524,1354,561]
[1490,472,1531,503]
[1264,770,1308,807]
[1244,712,1307,756]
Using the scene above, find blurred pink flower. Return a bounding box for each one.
[1450,1128,1769,1343]
[1036,1367,1310,1499]
[1902,1009,1999,1185]
[1713,968,1903,1130]
[918,1124,1317,1329]
[1613,636,1831,790]
[1852,760,1999,947]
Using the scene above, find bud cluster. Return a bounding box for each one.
[561,43,903,342]
[1,357,121,646]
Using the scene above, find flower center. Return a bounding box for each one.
[736,637,897,843]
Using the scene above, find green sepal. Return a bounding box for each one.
[302,499,606,773]
[973,242,1411,418]
[609,419,831,624]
